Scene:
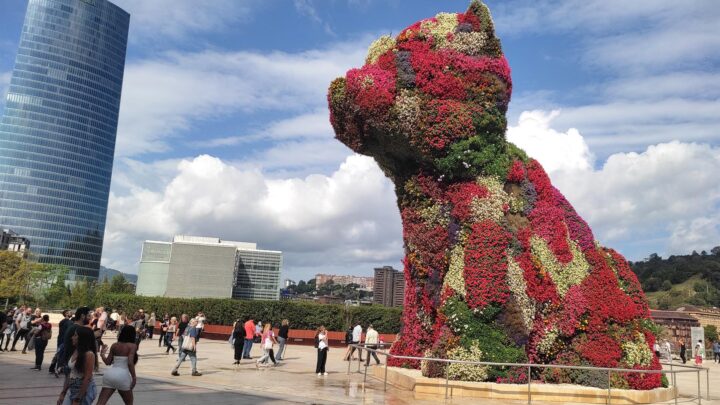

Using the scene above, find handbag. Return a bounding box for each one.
[27,335,36,350]
[181,332,194,351]
[264,337,273,350]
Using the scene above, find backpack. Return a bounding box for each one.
[41,327,52,341]
[314,334,320,348]
[345,328,353,344]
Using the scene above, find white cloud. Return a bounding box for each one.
[113,0,257,42]
[509,110,720,258]
[117,41,368,156]
[104,154,402,279]
[507,110,594,173]
[202,109,334,147]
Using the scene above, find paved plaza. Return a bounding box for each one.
[0,318,718,404]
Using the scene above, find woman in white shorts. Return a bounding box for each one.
[97,325,137,405]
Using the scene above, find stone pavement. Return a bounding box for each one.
[0,323,472,405]
[0,317,718,404]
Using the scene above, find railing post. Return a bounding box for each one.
[364,357,368,383]
[347,347,351,375]
[697,369,701,405]
[607,369,611,405]
[528,365,532,405]
[384,356,389,392]
[706,368,709,400]
[445,361,450,399]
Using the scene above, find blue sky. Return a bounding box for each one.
[1,0,718,282]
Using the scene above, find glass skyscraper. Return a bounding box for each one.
[0,0,129,280]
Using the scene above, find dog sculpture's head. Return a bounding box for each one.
[329,1,515,184]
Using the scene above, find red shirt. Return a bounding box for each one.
[244,320,255,339]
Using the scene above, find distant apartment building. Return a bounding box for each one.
[136,235,281,300]
[1,229,30,257]
[373,266,404,307]
[315,274,374,290]
[284,279,296,288]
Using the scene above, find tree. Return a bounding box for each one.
[661,280,673,291]
[108,274,134,294]
[704,325,718,342]
[711,246,720,256]
[0,251,30,301]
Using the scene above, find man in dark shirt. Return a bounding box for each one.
[57,307,91,377]
[176,314,189,358]
[48,310,72,374]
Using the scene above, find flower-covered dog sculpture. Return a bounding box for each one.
[328,0,661,389]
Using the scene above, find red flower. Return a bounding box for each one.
[463,220,511,309]
[447,181,488,221]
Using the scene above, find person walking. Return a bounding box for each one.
[694,340,705,366]
[31,314,52,370]
[165,317,177,354]
[679,338,687,364]
[232,321,244,365]
[315,326,329,376]
[171,318,201,376]
[195,312,206,341]
[158,314,169,347]
[256,323,278,367]
[713,340,720,363]
[49,310,72,374]
[96,325,137,405]
[344,323,364,361]
[0,309,12,351]
[364,324,381,366]
[653,341,661,359]
[663,339,672,361]
[276,319,289,361]
[58,307,92,378]
[146,312,156,341]
[176,314,189,359]
[57,326,98,405]
[10,307,33,352]
[242,318,255,359]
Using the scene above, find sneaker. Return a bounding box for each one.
[317,373,322,377]
[192,371,202,376]
[10,348,16,351]
[21,350,26,354]
[323,372,328,376]
[171,370,179,376]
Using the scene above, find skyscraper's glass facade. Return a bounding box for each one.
[0,0,129,280]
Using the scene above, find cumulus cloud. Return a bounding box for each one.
[509,111,720,258]
[116,41,368,156]
[507,110,594,173]
[104,154,402,278]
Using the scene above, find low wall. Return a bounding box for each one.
[373,366,677,405]
[178,324,395,348]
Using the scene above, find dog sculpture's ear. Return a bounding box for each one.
[462,0,503,57]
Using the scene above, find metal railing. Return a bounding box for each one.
[346,343,710,405]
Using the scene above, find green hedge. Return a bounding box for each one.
[92,293,402,334]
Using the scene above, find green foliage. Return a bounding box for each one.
[632,250,720,308]
[90,293,402,333]
[434,136,511,181]
[442,296,526,380]
[705,325,718,342]
[0,251,29,299]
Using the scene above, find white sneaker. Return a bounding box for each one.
[323,372,328,376]
[317,373,322,377]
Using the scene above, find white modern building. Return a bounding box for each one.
[136,235,282,300]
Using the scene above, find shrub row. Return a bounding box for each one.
[92,293,402,334]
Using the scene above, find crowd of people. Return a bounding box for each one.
[0,306,394,403]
